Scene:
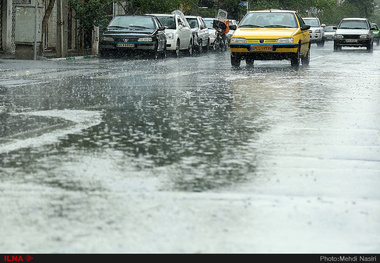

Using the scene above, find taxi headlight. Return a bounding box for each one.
[360,34,369,39]
[102,36,114,41]
[335,34,343,39]
[277,38,294,43]
[138,37,153,42]
[231,38,247,44]
[315,29,321,33]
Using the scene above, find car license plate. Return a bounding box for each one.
[117,43,135,48]
[250,45,272,51]
[345,39,358,43]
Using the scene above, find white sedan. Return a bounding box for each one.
[203,18,217,50]
[152,13,193,57]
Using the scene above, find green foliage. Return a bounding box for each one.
[69,0,378,29]
[69,0,113,30]
[115,0,184,15]
[243,0,377,25]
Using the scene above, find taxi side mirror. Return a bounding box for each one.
[301,25,310,30]
[230,25,237,30]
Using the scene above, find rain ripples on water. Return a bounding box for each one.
[0,58,274,193]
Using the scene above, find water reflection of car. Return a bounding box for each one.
[99,15,167,59]
[229,10,311,67]
[371,23,380,45]
[151,13,193,57]
[324,25,336,41]
[204,18,217,50]
[334,18,374,51]
[185,15,210,53]
[303,17,325,47]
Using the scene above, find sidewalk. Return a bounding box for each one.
[0,49,97,61]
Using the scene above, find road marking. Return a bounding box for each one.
[310,56,324,61]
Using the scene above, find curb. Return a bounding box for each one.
[48,55,98,61]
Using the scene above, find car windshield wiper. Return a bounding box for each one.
[264,25,291,28]
[129,25,152,29]
[108,25,129,29]
[239,24,263,28]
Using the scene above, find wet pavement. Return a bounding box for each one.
[0,42,380,253]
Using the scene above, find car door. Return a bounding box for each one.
[296,14,310,55]
[154,18,166,51]
[177,16,191,49]
[199,18,209,44]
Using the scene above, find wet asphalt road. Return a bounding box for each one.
[0,41,380,253]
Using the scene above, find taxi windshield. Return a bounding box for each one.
[240,12,298,28]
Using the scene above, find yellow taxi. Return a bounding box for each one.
[229,10,311,67]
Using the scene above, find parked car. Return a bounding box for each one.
[203,18,217,50]
[324,25,337,41]
[303,17,325,47]
[226,19,238,42]
[185,15,210,53]
[99,15,167,59]
[229,10,311,67]
[371,23,380,45]
[334,18,374,51]
[151,13,193,57]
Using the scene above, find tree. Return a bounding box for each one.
[69,0,113,55]
[114,0,185,15]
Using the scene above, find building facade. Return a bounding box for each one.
[0,0,73,57]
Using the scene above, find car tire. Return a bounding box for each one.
[151,49,159,59]
[187,39,193,56]
[175,40,180,58]
[367,41,373,52]
[197,40,203,54]
[231,54,241,67]
[334,42,341,52]
[160,45,167,59]
[301,44,310,66]
[291,46,300,67]
[203,39,210,52]
[246,57,254,67]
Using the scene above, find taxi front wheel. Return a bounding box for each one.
[231,54,241,67]
[291,48,300,67]
[301,46,310,65]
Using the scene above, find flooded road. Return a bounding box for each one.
[1,42,380,252]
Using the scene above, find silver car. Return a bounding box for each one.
[303,17,325,47]
[185,16,210,53]
[334,18,374,51]
[324,25,337,41]
[203,18,216,50]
